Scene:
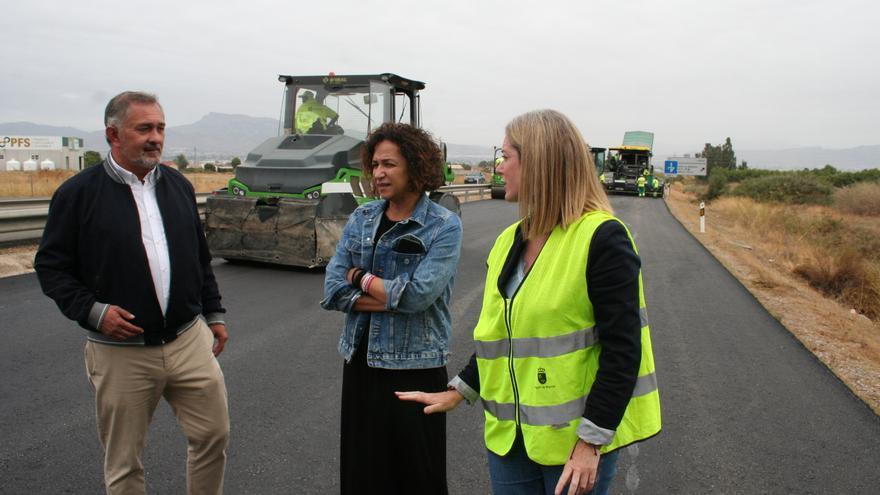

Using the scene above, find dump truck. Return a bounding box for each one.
[603,131,663,197]
[205,73,459,268]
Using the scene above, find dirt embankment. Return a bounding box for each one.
[664,184,880,415]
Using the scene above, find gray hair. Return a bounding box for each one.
[104,92,161,143]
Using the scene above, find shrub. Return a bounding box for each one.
[733,174,833,205]
[835,181,880,216]
[702,169,729,200]
[794,248,880,319]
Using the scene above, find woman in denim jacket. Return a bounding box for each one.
[321,123,462,494]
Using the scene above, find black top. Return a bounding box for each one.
[34,161,224,345]
[375,212,398,245]
[456,219,642,431]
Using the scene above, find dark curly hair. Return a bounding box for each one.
[361,123,446,193]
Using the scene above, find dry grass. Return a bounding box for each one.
[835,181,880,216]
[183,172,234,193]
[713,196,880,319]
[684,176,880,318]
[665,182,880,414]
[0,170,234,197]
[0,171,77,197]
[794,248,880,319]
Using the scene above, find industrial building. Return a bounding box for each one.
[1,135,85,171]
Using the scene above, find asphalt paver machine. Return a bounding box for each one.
[603,131,663,197]
[205,73,458,267]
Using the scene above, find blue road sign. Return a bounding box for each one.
[664,160,678,174]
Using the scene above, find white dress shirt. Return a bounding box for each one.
[108,153,171,316]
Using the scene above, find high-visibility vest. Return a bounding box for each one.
[474,211,661,465]
[295,100,338,134]
[637,176,647,187]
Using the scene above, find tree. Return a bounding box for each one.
[721,137,736,170]
[204,163,216,172]
[173,153,189,169]
[699,137,737,176]
[230,156,241,167]
[83,150,102,168]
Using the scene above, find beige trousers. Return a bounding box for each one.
[85,319,230,495]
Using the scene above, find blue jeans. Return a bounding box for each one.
[487,434,620,495]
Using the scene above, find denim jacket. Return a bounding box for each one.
[321,194,462,369]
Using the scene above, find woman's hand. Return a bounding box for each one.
[346,267,361,284]
[395,389,464,414]
[554,440,601,495]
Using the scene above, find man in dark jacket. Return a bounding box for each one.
[35,91,230,495]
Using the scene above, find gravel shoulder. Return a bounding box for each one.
[0,244,37,278]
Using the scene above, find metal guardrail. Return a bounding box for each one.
[0,198,53,209]
[441,183,492,202]
[0,186,492,245]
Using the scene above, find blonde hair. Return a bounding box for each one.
[505,109,613,239]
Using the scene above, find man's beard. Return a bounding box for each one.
[132,147,162,169]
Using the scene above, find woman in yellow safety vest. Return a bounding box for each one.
[398,109,661,495]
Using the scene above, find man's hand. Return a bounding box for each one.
[98,305,144,340]
[395,389,464,414]
[554,440,601,495]
[208,323,228,357]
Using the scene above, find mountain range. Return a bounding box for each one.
[1,114,878,170]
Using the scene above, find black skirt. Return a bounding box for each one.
[340,340,449,494]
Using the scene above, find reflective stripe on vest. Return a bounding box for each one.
[474,211,661,465]
[475,308,649,360]
[482,372,658,425]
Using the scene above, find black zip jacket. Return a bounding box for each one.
[456,219,642,431]
[34,161,225,345]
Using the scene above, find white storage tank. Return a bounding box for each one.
[40,159,55,170]
[6,159,21,171]
[23,159,38,171]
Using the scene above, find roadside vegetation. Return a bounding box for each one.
[671,164,880,320]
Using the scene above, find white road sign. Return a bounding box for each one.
[664,156,707,177]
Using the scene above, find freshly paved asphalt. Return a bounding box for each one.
[1,198,878,494]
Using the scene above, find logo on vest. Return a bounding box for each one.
[535,367,555,389]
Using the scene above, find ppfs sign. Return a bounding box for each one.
[0,136,63,150]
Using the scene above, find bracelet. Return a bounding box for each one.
[362,274,376,293]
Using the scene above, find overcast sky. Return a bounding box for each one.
[2,0,877,155]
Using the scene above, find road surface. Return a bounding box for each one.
[1,198,877,493]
